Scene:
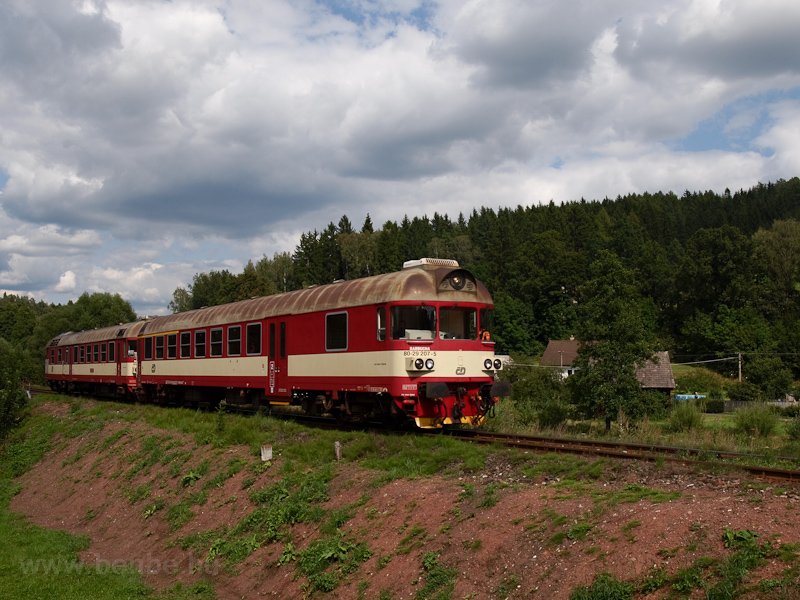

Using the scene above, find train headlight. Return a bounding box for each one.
[425,358,435,370]
[414,358,425,370]
[493,358,502,370]
[484,358,493,370]
[449,274,465,290]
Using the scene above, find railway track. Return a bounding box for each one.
[446,429,800,482]
[32,388,800,482]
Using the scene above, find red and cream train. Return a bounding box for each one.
[45,258,508,428]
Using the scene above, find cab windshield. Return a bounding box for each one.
[390,305,479,341]
[391,305,436,340]
[439,307,477,340]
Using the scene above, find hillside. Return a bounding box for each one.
[4,397,800,599]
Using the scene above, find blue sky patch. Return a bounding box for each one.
[675,87,800,155]
[317,0,435,30]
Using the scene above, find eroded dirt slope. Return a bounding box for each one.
[11,401,800,599]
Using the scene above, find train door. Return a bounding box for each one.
[116,340,122,378]
[267,321,289,400]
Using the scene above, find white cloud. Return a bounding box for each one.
[54,270,77,292]
[1,0,799,314]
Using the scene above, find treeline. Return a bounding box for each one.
[0,292,136,435]
[171,179,800,385]
[3,178,797,431]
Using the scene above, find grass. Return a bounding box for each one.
[0,411,206,600]
[416,552,457,600]
[7,391,800,599]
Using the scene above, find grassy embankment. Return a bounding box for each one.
[2,389,800,599]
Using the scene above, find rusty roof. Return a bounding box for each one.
[50,320,148,347]
[139,264,492,336]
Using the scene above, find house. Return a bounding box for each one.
[540,339,676,394]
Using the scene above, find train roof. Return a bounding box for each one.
[48,320,148,347]
[45,261,493,345]
[139,261,492,336]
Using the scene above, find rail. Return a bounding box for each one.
[445,429,800,482]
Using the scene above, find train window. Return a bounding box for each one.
[228,326,241,356]
[180,332,191,358]
[143,337,153,360]
[246,323,261,355]
[280,322,286,358]
[210,328,223,357]
[79,346,85,363]
[155,336,164,359]
[167,334,177,359]
[128,341,137,356]
[479,308,495,337]
[391,305,436,340]
[439,307,477,340]
[377,307,386,341]
[269,323,275,358]
[109,342,115,362]
[57,349,62,364]
[73,346,78,363]
[195,330,206,358]
[326,312,348,351]
[94,344,100,362]
[101,343,107,362]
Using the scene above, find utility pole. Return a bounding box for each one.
[738,352,742,382]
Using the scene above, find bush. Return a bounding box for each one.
[0,338,29,438]
[669,402,704,432]
[744,356,793,401]
[727,381,763,403]
[733,404,778,438]
[786,418,800,441]
[704,398,726,414]
[537,398,571,429]
[508,367,567,427]
[674,367,726,397]
[775,404,800,418]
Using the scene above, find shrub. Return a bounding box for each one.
[786,418,800,441]
[704,398,726,414]
[733,404,778,438]
[0,338,29,438]
[669,402,704,432]
[674,367,726,397]
[537,398,571,429]
[727,381,763,403]
[508,367,567,427]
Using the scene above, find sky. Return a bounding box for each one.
[1,0,800,316]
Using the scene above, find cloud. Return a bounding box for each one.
[54,270,77,292]
[1,0,800,314]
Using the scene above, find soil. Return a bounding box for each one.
[10,400,800,599]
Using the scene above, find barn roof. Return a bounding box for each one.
[540,340,676,390]
[539,339,580,367]
[635,351,676,390]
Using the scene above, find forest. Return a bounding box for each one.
[1,178,799,432]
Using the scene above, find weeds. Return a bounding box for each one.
[416,552,457,600]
